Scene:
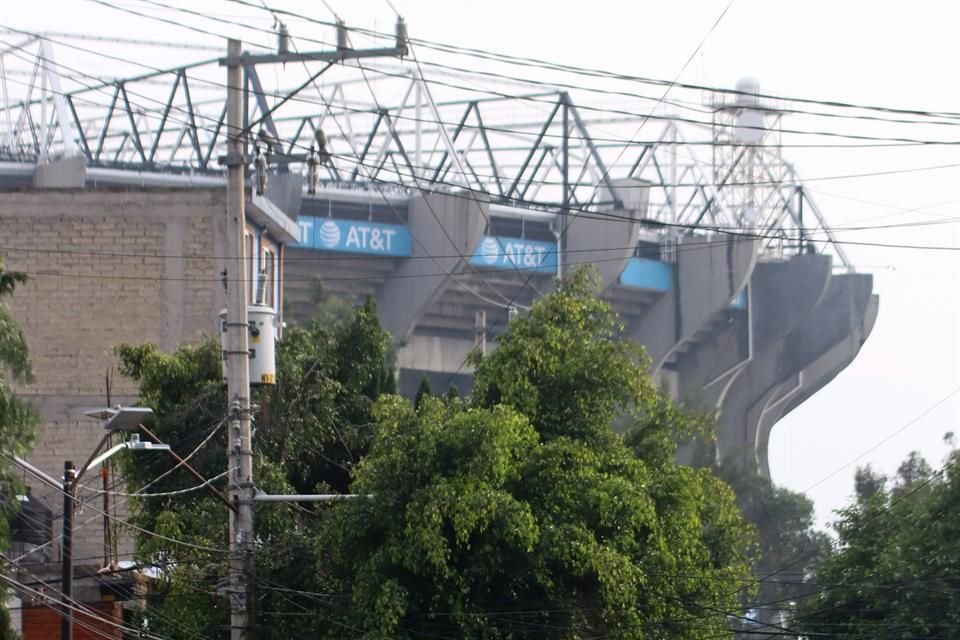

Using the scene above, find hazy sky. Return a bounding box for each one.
[4,0,959,528]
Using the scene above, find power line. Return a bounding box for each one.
[348,43,524,307]
[431,0,739,388]
[801,385,960,494]
[358,39,548,302]
[0,562,184,640]
[724,440,959,609]
[82,0,276,52]
[10,413,230,566]
[0,34,530,310]
[20,11,960,151]
[215,0,960,126]
[7,25,960,206]
[8,205,960,265]
[1,450,231,555]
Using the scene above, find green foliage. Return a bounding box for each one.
[471,267,655,444]
[414,376,432,410]
[0,258,37,451]
[305,277,356,328]
[0,262,31,385]
[797,449,960,639]
[716,465,830,629]
[115,298,392,639]
[119,267,755,639]
[326,398,753,639]
[0,256,39,638]
[323,267,755,639]
[853,464,886,503]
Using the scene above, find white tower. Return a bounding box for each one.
[709,77,787,247]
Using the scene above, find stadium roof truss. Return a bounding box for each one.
[0,33,851,270]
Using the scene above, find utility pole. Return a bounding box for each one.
[60,461,75,640]
[224,38,255,640]
[218,24,408,638]
[50,407,165,640]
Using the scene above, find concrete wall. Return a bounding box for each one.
[378,190,487,340]
[0,188,228,565]
[565,178,649,288]
[630,234,758,371]
[717,267,877,473]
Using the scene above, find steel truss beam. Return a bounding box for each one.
[0,36,852,270]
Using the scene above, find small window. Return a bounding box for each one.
[245,227,256,303]
[259,241,277,308]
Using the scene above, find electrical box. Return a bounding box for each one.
[220,305,277,385]
[247,304,276,385]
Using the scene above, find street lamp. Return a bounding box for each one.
[57,406,169,640]
[82,406,154,433]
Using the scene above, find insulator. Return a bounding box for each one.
[314,128,331,165]
[336,20,348,51]
[395,17,408,52]
[258,127,281,155]
[255,146,268,196]
[277,23,290,55]
[308,144,319,195]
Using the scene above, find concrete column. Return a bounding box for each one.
[564,178,649,288]
[377,190,487,340]
[630,234,758,372]
[674,319,748,409]
[718,272,877,473]
[676,253,833,407]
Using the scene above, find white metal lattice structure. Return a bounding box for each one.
[0,30,853,270]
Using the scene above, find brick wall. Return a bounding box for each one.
[0,188,229,564]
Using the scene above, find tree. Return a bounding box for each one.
[715,465,830,632]
[853,464,886,503]
[796,448,960,639]
[414,375,432,410]
[115,297,393,638]
[0,256,40,639]
[0,257,38,457]
[322,267,755,639]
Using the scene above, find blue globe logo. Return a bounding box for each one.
[480,237,500,265]
[318,220,341,249]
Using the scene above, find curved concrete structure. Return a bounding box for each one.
[377,190,488,340]
[566,178,650,290]
[717,270,877,473]
[629,234,758,372]
[267,185,881,476]
[272,187,879,477]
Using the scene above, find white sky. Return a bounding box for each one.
[4,0,959,529]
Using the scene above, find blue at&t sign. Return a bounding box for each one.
[469,235,558,274]
[296,216,412,257]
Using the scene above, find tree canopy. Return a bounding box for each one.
[0,257,38,457]
[0,256,40,639]
[115,297,393,638]
[323,268,755,639]
[796,447,960,639]
[116,268,757,639]
[714,465,830,634]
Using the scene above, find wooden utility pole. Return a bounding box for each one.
[224,38,255,640]
[218,24,408,638]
